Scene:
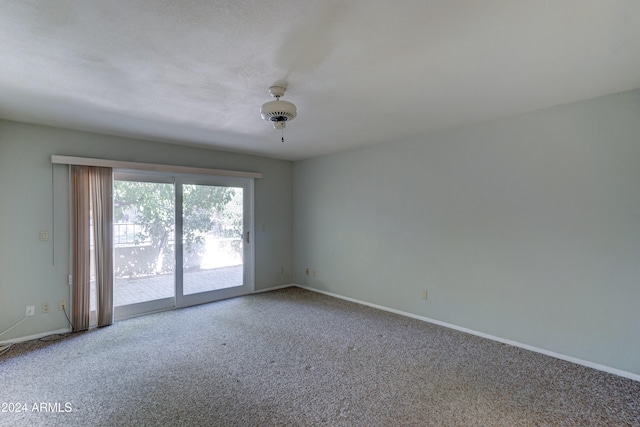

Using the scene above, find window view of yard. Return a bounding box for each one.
[113,181,243,306]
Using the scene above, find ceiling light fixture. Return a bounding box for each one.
[260,86,297,142]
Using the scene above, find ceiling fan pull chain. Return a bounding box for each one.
[281,127,285,143]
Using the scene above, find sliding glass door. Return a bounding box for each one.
[176,177,253,307]
[113,172,254,319]
[113,174,176,319]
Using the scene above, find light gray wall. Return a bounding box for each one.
[0,121,293,341]
[293,89,640,375]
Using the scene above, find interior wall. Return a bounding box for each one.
[293,89,640,375]
[0,120,293,341]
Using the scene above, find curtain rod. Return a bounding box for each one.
[51,155,262,179]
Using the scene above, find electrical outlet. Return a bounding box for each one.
[26,305,35,316]
[59,300,67,311]
[42,302,50,313]
[305,268,309,276]
[421,290,428,300]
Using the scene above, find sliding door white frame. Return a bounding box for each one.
[175,174,255,309]
[113,171,176,319]
[113,170,255,319]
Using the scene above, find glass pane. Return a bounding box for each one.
[183,184,243,295]
[113,181,175,306]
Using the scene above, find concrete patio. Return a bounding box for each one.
[113,265,243,306]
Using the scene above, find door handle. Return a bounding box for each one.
[246,231,250,243]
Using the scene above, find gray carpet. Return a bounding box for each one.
[1,287,638,426]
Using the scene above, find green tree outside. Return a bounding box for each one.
[113,181,242,276]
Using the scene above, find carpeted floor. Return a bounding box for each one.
[1,287,638,426]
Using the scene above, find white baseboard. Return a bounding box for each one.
[1,328,72,345]
[294,284,640,382]
[253,284,295,294]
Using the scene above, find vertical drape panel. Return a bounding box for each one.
[71,166,91,331]
[90,167,114,327]
[71,165,113,331]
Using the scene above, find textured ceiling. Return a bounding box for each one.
[1,0,639,161]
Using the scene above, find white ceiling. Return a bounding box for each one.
[1,1,639,161]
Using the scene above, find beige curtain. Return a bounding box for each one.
[72,165,113,331]
[72,166,91,331]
